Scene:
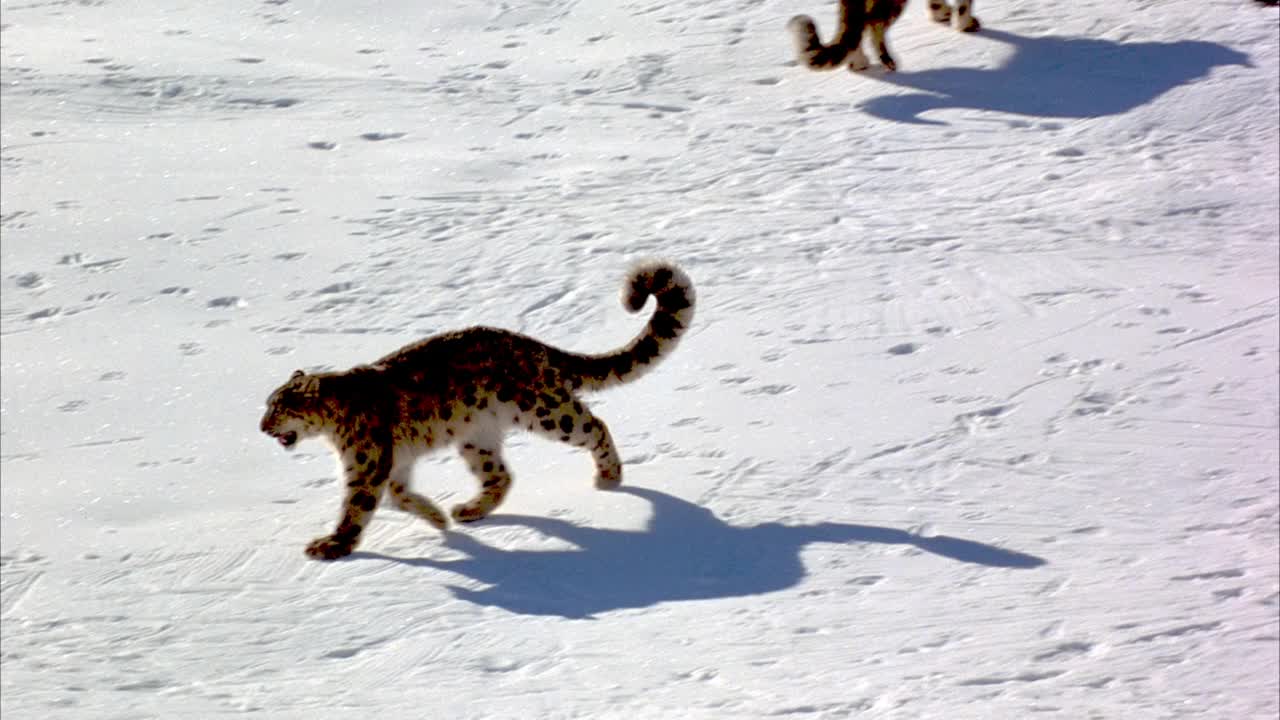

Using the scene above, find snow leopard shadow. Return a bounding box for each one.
[860,29,1252,124]
[360,486,1046,619]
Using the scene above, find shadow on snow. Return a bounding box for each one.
[860,28,1251,124]
[357,486,1047,619]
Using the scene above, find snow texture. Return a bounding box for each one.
[2,0,1277,718]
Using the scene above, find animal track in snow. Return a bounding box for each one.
[0,552,46,617]
[954,403,1016,432]
[845,575,885,587]
[1175,288,1214,303]
[1170,569,1245,582]
[1127,621,1222,644]
[956,670,1066,686]
[743,383,794,396]
[25,307,60,321]
[80,258,126,273]
[1,210,36,230]
[226,97,299,109]
[1069,390,1132,418]
[11,272,43,289]
[1033,641,1095,662]
[315,282,355,295]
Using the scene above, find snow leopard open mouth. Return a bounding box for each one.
[276,431,298,449]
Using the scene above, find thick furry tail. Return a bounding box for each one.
[562,262,695,392]
[788,3,866,70]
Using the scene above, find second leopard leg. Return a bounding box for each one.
[927,0,952,24]
[954,0,980,32]
[868,23,897,71]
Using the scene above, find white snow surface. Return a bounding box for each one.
[2,0,1278,717]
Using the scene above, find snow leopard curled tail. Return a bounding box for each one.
[788,1,867,69]
[556,261,695,392]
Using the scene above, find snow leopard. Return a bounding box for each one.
[260,261,695,560]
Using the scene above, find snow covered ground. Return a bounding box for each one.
[2,0,1277,717]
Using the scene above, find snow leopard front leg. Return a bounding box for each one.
[306,435,391,560]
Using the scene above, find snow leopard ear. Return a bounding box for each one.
[291,369,305,379]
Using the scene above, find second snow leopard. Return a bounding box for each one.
[790,0,980,73]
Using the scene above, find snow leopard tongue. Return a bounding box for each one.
[278,431,297,448]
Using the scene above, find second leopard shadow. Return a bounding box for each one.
[860,29,1251,124]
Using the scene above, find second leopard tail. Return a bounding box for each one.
[559,261,696,392]
[789,1,867,70]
